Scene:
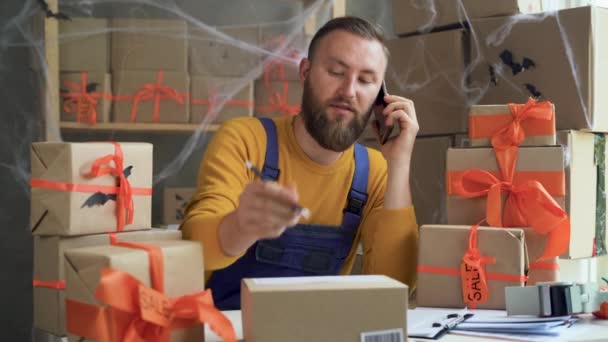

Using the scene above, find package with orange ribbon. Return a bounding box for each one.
[417,225,527,309]
[30,142,153,236]
[258,27,309,81]
[254,79,302,118]
[64,239,236,342]
[60,72,112,125]
[469,98,556,148]
[113,70,190,123]
[33,229,181,336]
[190,76,254,124]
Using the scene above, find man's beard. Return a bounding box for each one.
[300,78,373,152]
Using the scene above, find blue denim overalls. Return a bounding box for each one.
[207,117,369,310]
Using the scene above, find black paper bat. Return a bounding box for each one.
[521,57,536,71]
[500,50,523,75]
[524,83,543,99]
[488,65,498,85]
[81,166,133,208]
[37,0,71,20]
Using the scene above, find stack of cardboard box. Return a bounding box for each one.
[30,142,222,341]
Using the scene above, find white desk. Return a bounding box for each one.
[204,310,608,342]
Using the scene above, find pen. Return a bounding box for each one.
[245,160,311,220]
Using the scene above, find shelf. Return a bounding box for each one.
[59,122,220,133]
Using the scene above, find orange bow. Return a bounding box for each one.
[61,72,110,125]
[453,168,570,261]
[66,268,237,342]
[492,98,555,150]
[85,143,133,232]
[129,70,186,123]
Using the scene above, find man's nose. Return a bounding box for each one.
[337,76,356,99]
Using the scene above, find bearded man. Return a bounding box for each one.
[182,16,419,310]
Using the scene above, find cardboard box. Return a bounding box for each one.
[557,130,601,259]
[393,0,519,36]
[417,225,526,309]
[33,229,181,335]
[254,79,302,117]
[189,25,260,77]
[469,101,556,147]
[386,29,470,136]
[60,71,111,124]
[190,76,254,124]
[259,26,309,81]
[242,275,408,342]
[111,18,187,71]
[470,6,608,132]
[59,18,110,72]
[30,142,153,235]
[163,187,196,225]
[112,70,190,123]
[522,227,559,285]
[65,240,205,342]
[359,135,468,225]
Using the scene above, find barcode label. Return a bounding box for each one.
[361,329,404,342]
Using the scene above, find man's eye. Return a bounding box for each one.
[329,70,344,76]
[359,78,373,84]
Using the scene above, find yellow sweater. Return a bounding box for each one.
[181,116,418,289]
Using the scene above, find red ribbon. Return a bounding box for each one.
[61,72,111,125]
[33,279,66,290]
[491,98,555,150]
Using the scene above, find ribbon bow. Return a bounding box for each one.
[491,98,554,150]
[61,72,106,125]
[67,268,237,342]
[454,169,570,261]
[130,70,186,123]
[85,143,133,232]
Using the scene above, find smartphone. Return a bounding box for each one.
[374,80,393,145]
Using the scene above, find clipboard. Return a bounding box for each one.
[408,310,474,339]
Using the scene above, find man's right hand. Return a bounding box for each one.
[218,180,301,256]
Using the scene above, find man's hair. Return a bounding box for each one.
[307,16,389,61]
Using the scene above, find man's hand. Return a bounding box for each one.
[373,95,419,167]
[218,180,301,256]
[373,95,419,209]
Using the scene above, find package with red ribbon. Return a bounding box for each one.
[33,229,181,335]
[258,28,309,81]
[254,79,302,118]
[30,142,153,236]
[190,76,254,124]
[417,225,527,309]
[112,70,190,123]
[469,98,556,148]
[64,239,236,342]
[60,71,112,125]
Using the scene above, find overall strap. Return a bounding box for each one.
[258,117,280,181]
[342,144,369,230]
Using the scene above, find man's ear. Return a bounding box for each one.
[299,58,311,84]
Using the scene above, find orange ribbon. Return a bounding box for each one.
[469,98,555,149]
[118,70,186,123]
[255,49,301,117]
[109,233,165,293]
[449,168,570,261]
[33,279,66,290]
[61,72,112,125]
[191,88,254,120]
[66,268,237,342]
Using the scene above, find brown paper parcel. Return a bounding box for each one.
[446,146,565,226]
[393,0,519,36]
[242,275,408,342]
[60,71,111,124]
[59,18,110,72]
[163,187,196,225]
[64,240,205,342]
[190,76,253,124]
[386,29,470,136]
[417,225,526,309]
[112,70,190,123]
[470,6,608,132]
[33,229,181,335]
[254,79,302,118]
[111,18,187,72]
[30,142,153,236]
